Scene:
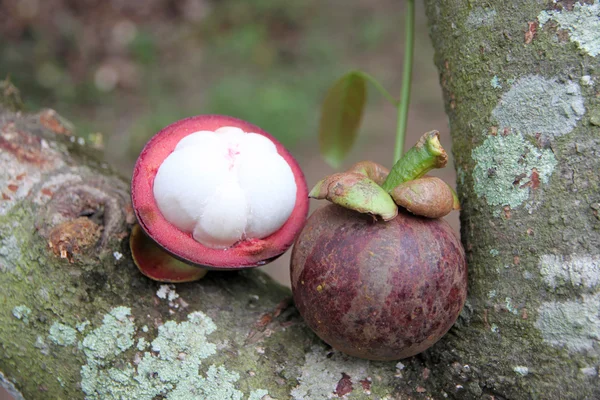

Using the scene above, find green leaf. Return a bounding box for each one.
[319,72,367,168]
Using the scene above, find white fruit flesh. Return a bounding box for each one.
[153,126,297,249]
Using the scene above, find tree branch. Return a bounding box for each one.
[0,80,461,399]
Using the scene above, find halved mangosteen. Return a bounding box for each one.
[131,115,309,272]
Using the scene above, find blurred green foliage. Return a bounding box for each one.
[0,0,402,172]
[130,31,158,66]
[206,74,318,146]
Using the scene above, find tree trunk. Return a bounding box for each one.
[1,0,599,398]
[423,0,600,399]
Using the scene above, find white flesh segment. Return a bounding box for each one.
[193,179,248,248]
[238,133,278,154]
[153,126,297,248]
[173,149,231,227]
[215,126,245,135]
[215,126,245,146]
[174,131,224,152]
[153,146,229,232]
[237,153,296,238]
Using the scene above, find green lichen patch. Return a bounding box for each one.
[490,76,502,89]
[76,320,91,333]
[81,306,135,362]
[538,2,600,57]
[472,131,557,208]
[156,284,179,302]
[11,305,31,324]
[34,335,49,355]
[136,337,148,351]
[580,75,594,87]
[539,254,600,289]
[492,75,585,139]
[81,307,268,400]
[248,389,269,400]
[0,233,19,274]
[534,292,600,354]
[580,367,598,377]
[145,311,216,362]
[159,365,243,400]
[513,366,529,376]
[48,322,78,346]
[466,7,497,28]
[504,298,519,315]
[290,345,372,399]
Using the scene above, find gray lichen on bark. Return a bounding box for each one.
[1,0,600,398]
[425,0,600,398]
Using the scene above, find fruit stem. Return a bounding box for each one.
[393,0,416,163]
[381,130,447,192]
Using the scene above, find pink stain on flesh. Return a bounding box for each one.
[227,146,240,170]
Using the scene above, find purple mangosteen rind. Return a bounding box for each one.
[292,130,466,360]
[291,204,467,361]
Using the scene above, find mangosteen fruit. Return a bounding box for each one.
[131,115,309,279]
[290,131,467,360]
[291,204,466,360]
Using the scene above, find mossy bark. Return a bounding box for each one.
[0,82,454,400]
[423,0,600,399]
[1,0,600,396]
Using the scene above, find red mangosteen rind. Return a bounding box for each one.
[130,224,208,283]
[291,204,467,361]
[131,115,309,269]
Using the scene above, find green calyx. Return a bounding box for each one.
[381,130,447,192]
[310,131,457,220]
[390,176,459,219]
[309,167,398,221]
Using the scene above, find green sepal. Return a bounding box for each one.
[310,172,398,221]
[382,130,448,192]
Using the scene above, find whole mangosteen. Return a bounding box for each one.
[290,131,467,361]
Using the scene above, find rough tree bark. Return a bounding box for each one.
[424,0,600,399]
[0,82,459,400]
[1,1,599,399]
